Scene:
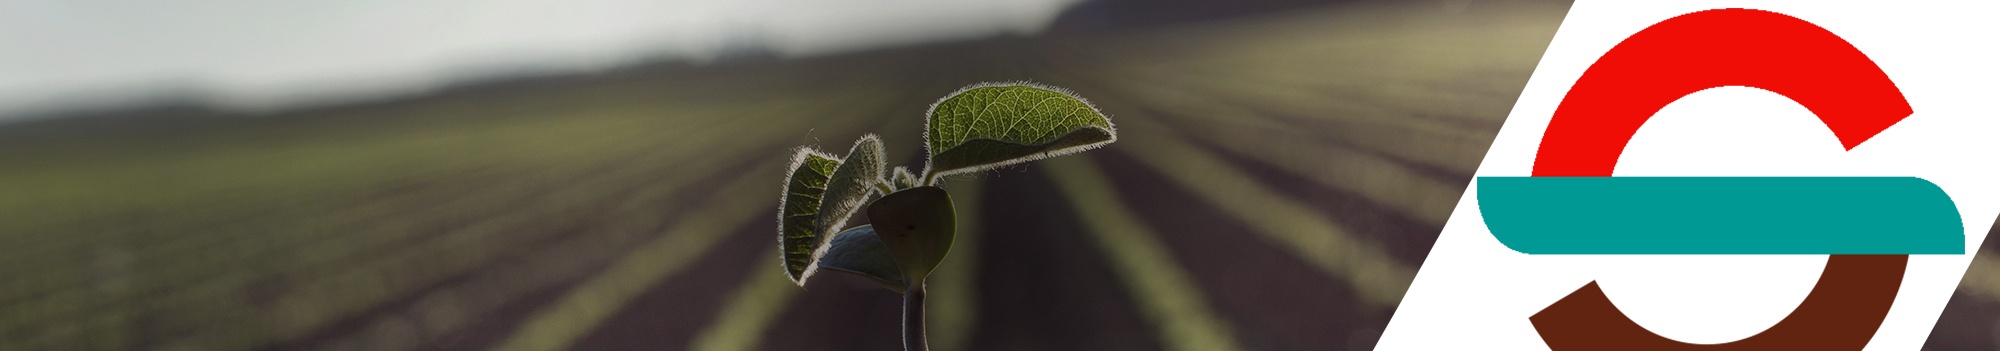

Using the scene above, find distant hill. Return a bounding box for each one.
[0,0,1363,140]
[1048,0,1356,33]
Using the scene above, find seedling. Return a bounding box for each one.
[777,82,1116,351]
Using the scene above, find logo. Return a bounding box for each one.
[1379,3,2000,349]
[1474,9,1961,349]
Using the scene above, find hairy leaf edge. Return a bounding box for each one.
[807,134,888,283]
[928,127,1115,181]
[892,166,920,189]
[919,81,1117,182]
[778,146,841,286]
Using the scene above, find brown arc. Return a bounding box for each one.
[1530,254,1907,350]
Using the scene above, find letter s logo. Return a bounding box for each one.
[1475,9,1964,350]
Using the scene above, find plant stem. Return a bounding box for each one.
[903,283,928,351]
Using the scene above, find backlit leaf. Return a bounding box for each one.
[778,148,840,284]
[814,135,886,244]
[925,83,1115,180]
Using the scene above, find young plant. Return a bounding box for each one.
[777,82,1116,351]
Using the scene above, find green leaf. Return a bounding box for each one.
[777,136,888,286]
[816,225,908,293]
[891,166,920,190]
[925,83,1115,180]
[815,135,886,243]
[778,148,840,284]
[868,186,956,285]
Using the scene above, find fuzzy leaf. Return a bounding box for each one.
[817,225,908,293]
[868,186,956,285]
[926,83,1115,179]
[891,166,920,190]
[815,135,886,242]
[778,149,840,284]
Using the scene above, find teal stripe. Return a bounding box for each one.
[1477,177,1963,254]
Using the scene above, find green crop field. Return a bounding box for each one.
[3,0,1995,350]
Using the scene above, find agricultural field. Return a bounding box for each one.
[2,0,1995,350]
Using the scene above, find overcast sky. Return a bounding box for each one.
[0,0,1082,119]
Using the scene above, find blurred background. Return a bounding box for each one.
[2,0,1996,350]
